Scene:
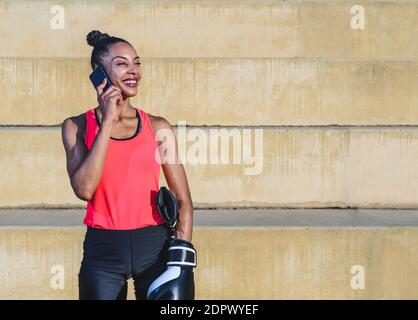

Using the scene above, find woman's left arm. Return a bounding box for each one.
[153,116,193,242]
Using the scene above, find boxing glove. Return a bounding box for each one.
[147,238,197,300]
[156,186,178,234]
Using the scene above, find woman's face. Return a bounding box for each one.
[99,42,142,99]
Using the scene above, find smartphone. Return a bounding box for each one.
[89,65,112,92]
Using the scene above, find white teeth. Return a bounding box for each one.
[123,80,137,84]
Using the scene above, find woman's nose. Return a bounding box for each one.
[127,64,137,74]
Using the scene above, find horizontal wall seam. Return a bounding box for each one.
[0,56,417,62]
[3,125,418,130]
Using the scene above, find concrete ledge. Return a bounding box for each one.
[1,58,417,126]
[0,0,416,58]
[1,208,418,227]
[0,209,417,299]
[3,128,418,208]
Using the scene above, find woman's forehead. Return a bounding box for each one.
[108,42,137,59]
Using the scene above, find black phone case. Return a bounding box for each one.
[89,65,112,92]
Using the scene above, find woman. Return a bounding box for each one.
[61,30,193,300]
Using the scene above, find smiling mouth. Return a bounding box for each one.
[122,79,138,87]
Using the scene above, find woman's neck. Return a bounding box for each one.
[96,98,136,123]
[114,99,135,121]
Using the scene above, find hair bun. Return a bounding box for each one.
[86,30,110,47]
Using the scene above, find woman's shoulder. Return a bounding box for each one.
[146,112,173,132]
[72,112,87,128]
[62,112,88,138]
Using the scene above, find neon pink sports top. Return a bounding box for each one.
[83,107,165,230]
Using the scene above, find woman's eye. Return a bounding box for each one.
[116,62,141,66]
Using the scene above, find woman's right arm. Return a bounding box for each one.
[61,116,113,201]
[61,79,122,201]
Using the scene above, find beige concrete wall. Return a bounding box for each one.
[1,58,417,126]
[1,0,417,208]
[0,1,416,58]
[2,128,418,208]
[0,227,417,299]
[1,0,417,300]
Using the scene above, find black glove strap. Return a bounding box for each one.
[167,246,197,268]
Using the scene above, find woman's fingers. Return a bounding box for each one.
[96,78,107,96]
[107,92,123,103]
[100,85,121,99]
[99,88,121,105]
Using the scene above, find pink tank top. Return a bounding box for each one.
[83,107,165,230]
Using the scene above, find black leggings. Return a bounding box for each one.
[78,224,170,300]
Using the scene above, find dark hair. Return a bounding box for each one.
[86,30,132,69]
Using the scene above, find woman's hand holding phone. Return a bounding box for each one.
[96,78,123,125]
